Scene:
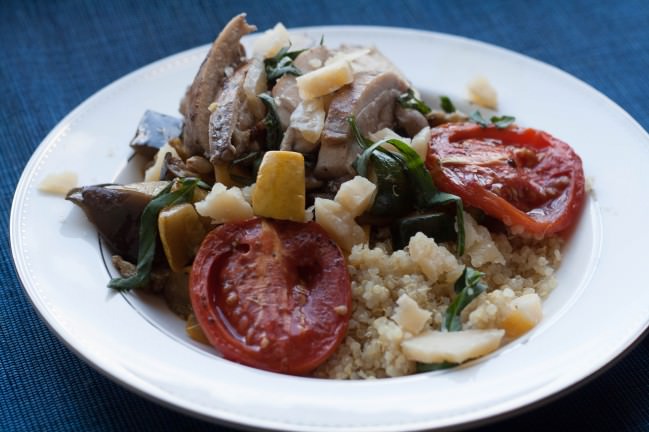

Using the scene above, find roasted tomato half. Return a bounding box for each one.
[427,122,585,236]
[190,217,351,375]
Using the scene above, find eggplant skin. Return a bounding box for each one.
[129,110,183,159]
[66,185,151,262]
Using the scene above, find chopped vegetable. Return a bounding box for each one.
[490,115,516,128]
[258,93,283,150]
[350,116,465,254]
[190,218,351,374]
[439,96,456,114]
[158,203,206,272]
[264,45,305,85]
[108,178,206,292]
[428,122,586,235]
[252,151,306,221]
[469,110,490,127]
[444,267,487,332]
[129,110,183,159]
[391,211,455,250]
[398,88,432,114]
[470,110,516,129]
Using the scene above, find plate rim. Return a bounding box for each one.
[10,24,649,432]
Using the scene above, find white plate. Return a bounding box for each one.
[10,25,649,431]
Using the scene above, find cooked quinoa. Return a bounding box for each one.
[313,213,562,379]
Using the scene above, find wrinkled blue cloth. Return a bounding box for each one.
[2,1,649,431]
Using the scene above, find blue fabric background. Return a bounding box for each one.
[3,0,649,430]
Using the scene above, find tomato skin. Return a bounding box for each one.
[426,123,585,236]
[190,217,351,375]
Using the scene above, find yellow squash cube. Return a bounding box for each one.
[252,151,305,221]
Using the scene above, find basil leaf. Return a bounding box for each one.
[491,115,516,128]
[349,115,465,254]
[440,95,456,113]
[348,115,374,150]
[383,139,465,255]
[108,178,202,292]
[258,93,283,150]
[443,267,487,331]
[354,139,391,178]
[469,110,490,127]
[416,361,458,373]
[471,110,516,129]
[398,88,432,115]
[264,45,305,85]
[428,192,465,256]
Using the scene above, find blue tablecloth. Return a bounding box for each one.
[3,0,649,430]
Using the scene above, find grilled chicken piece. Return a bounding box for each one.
[180,14,256,157]
[314,71,409,179]
[272,46,330,129]
[395,104,428,137]
[208,63,259,162]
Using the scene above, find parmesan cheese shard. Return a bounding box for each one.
[467,76,498,109]
[392,294,431,335]
[500,293,543,338]
[296,60,354,100]
[401,329,505,364]
[251,22,290,59]
[314,198,367,251]
[410,126,431,160]
[195,183,253,224]
[408,232,463,284]
[334,176,376,217]
[38,171,78,196]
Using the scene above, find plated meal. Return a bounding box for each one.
[59,14,585,379]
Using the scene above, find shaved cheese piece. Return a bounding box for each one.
[296,60,353,100]
[252,22,290,58]
[392,294,431,335]
[467,76,498,109]
[402,329,504,364]
[500,294,543,338]
[410,126,431,160]
[38,171,78,196]
[334,176,376,217]
[195,183,253,224]
[314,198,367,251]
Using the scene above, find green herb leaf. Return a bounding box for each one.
[469,110,490,127]
[258,93,283,150]
[443,267,487,331]
[490,115,516,128]
[398,88,432,115]
[107,178,202,292]
[440,95,456,113]
[348,116,465,254]
[319,34,325,46]
[264,45,305,85]
[416,361,458,373]
[470,110,516,129]
[354,139,390,178]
